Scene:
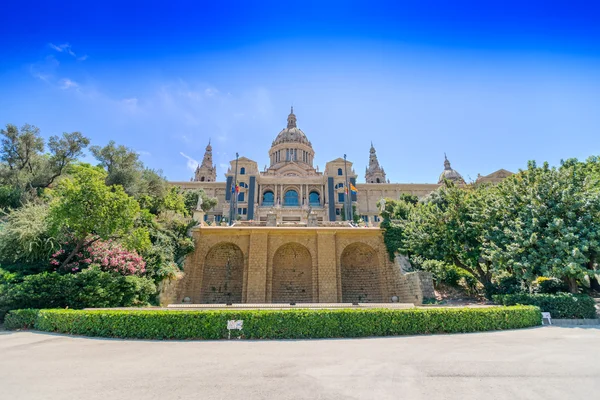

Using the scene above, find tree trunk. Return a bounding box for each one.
[590,276,600,292]
[566,277,579,294]
[60,240,84,269]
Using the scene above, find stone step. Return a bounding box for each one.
[167,303,416,310]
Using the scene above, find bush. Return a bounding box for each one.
[4,309,39,330]
[532,277,569,294]
[28,306,541,339]
[1,267,156,311]
[494,276,525,295]
[493,293,597,319]
[417,259,479,295]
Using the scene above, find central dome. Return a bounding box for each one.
[272,107,312,147]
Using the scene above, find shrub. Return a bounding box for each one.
[0,203,58,264]
[50,238,146,275]
[532,277,569,294]
[30,306,541,339]
[1,267,156,311]
[494,275,525,295]
[493,293,597,319]
[4,309,39,330]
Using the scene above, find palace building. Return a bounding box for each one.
[171,107,512,226]
[165,108,513,305]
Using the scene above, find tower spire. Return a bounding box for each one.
[193,139,217,182]
[365,142,386,184]
[287,106,297,129]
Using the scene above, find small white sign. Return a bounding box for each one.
[227,320,243,330]
[541,312,552,325]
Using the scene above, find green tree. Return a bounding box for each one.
[0,124,89,208]
[183,188,218,214]
[48,165,142,268]
[402,183,499,295]
[484,160,600,293]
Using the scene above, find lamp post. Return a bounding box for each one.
[229,152,239,226]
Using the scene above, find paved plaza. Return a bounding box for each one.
[1,326,599,400]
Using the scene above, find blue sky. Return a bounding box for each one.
[1,0,599,183]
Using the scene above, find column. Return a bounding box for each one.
[246,231,268,302]
[317,231,338,302]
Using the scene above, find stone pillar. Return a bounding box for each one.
[316,231,338,302]
[246,231,268,303]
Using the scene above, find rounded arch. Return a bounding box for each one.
[340,242,383,303]
[272,242,313,303]
[262,190,274,206]
[308,190,320,206]
[200,242,244,303]
[284,189,299,206]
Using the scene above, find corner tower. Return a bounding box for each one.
[193,140,217,182]
[365,142,386,183]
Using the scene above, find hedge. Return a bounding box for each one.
[3,309,39,330]
[6,306,541,339]
[493,293,597,319]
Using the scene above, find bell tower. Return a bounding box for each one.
[365,142,386,183]
[193,140,217,182]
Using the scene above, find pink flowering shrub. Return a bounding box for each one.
[50,238,146,276]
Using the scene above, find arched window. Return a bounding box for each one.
[337,168,343,176]
[335,182,344,190]
[200,177,205,182]
[309,191,320,206]
[239,182,248,188]
[262,191,274,206]
[240,167,246,175]
[284,190,299,206]
[376,178,380,183]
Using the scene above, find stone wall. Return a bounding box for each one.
[341,243,383,303]
[200,243,244,303]
[175,226,434,305]
[271,243,313,303]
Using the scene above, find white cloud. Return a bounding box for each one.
[59,78,79,90]
[180,152,199,171]
[48,42,86,61]
[137,150,151,156]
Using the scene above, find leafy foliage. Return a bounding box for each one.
[483,160,600,293]
[1,267,156,311]
[3,309,39,330]
[0,123,89,198]
[493,293,597,319]
[0,203,58,265]
[50,239,146,275]
[48,165,142,268]
[20,306,541,339]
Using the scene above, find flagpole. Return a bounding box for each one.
[343,154,350,222]
[230,152,239,226]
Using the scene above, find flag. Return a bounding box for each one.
[235,182,240,193]
[350,183,358,194]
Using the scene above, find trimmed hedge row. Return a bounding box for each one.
[493,293,597,319]
[7,306,541,339]
[3,309,39,330]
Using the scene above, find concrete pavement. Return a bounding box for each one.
[1,327,599,400]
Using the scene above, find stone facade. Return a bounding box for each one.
[173,108,512,226]
[170,226,434,305]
